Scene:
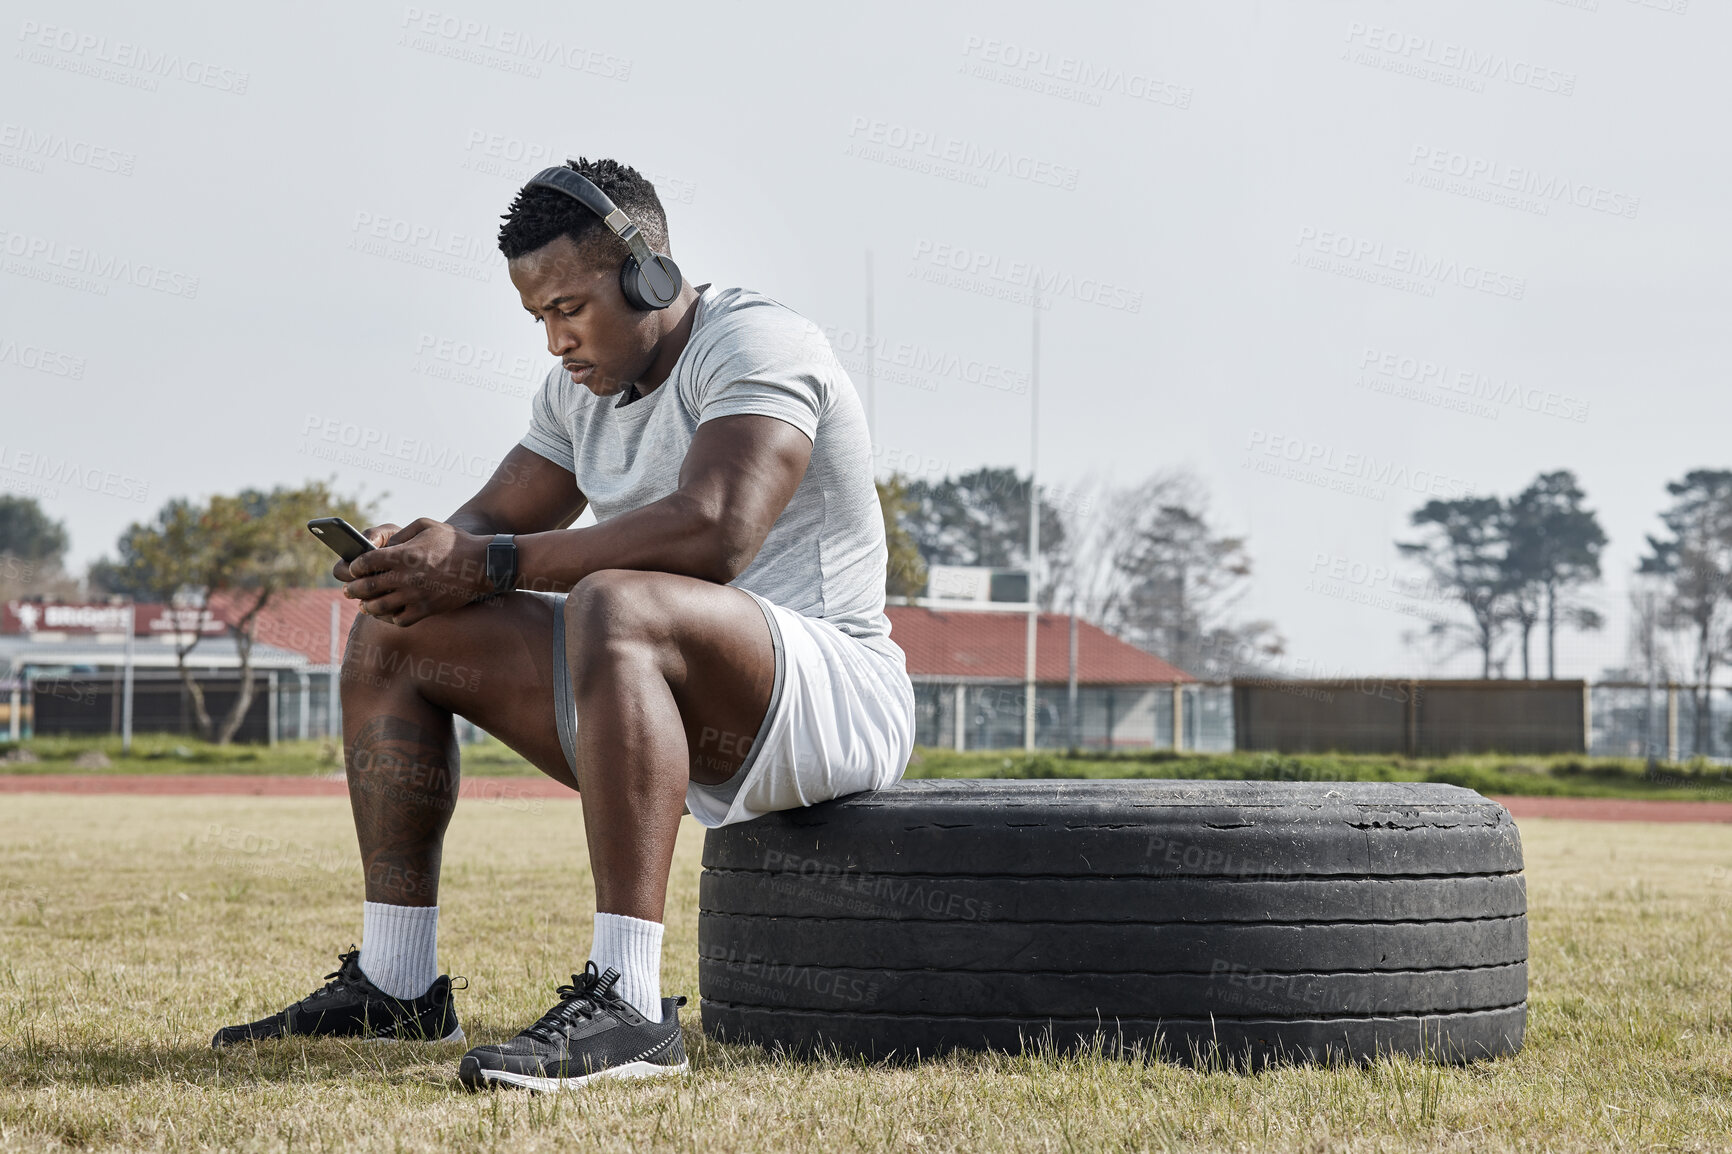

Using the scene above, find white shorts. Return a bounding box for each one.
[539,588,914,828]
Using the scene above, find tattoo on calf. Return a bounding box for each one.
[347,715,459,904]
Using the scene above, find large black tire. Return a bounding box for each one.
[698,779,1526,1066]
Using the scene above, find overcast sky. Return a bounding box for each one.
[2,0,1720,679]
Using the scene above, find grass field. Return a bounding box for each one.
[6,733,1732,801]
[2,796,1730,1152]
[0,735,536,778]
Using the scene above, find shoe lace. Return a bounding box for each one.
[300,947,364,1004]
[521,961,620,1043]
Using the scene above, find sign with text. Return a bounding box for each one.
[2,601,226,636]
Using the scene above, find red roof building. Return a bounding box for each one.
[884,604,1195,752]
[200,589,1197,752]
[208,587,363,665]
[886,606,1190,685]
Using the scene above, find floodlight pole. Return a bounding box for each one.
[864,250,876,445]
[329,600,341,741]
[1068,591,1079,753]
[1644,589,1658,761]
[1024,296,1040,751]
[120,603,135,753]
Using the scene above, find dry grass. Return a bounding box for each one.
[1,795,1729,1152]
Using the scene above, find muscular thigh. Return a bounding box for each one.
[349,591,575,788]
[563,571,777,786]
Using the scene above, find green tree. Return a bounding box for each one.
[876,476,928,598]
[1503,470,1606,679]
[0,495,69,569]
[100,482,374,744]
[1399,497,1511,678]
[1639,470,1732,754]
[902,466,1065,573]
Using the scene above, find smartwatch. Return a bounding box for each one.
[484,533,518,598]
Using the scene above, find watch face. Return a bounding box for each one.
[487,537,516,594]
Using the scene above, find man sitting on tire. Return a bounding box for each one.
[211,157,915,1092]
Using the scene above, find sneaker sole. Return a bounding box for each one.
[212,1024,465,1048]
[362,1025,467,1045]
[460,1058,688,1093]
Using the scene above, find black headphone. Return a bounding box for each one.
[526,164,683,310]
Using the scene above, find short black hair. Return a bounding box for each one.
[496,157,671,264]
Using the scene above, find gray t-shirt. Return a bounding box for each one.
[519,284,901,663]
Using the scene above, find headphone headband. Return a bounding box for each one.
[525,164,680,308]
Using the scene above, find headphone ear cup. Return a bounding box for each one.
[620,253,682,310]
[618,256,648,310]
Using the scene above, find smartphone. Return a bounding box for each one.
[307,517,377,563]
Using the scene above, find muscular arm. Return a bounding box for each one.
[515,413,812,591]
[444,444,589,538]
[344,414,812,622]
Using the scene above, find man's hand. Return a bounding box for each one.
[330,523,400,584]
[339,519,492,627]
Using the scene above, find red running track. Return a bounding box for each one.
[0,774,572,801]
[1,775,1729,822]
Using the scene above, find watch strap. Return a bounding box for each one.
[485,533,518,596]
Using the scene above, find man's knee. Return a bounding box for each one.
[563,570,671,685]
[342,612,467,696]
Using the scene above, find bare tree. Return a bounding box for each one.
[1041,473,1162,620]
[1046,471,1282,678]
[1639,469,1732,754]
[1623,580,1682,684]
[1398,497,1511,678]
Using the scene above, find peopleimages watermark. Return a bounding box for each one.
[1242,428,1475,503]
[868,441,1091,521]
[1142,830,1292,880]
[15,19,250,94]
[411,331,548,401]
[1355,346,1590,424]
[1207,959,1377,1015]
[758,848,997,921]
[348,210,499,284]
[1303,550,1454,628]
[344,636,485,694]
[699,943,883,1007]
[0,444,149,503]
[1307,551,1447,602]
[0,333,85,380]
[818,323,1030,396]
[844,116,1080,191]
[396,7,631,81]
[0,226,200,299]
[0,121,135,177]
[193,824,354,880]
[874,442,955,485]
[455,130,696,203]
[298,414,527,489]
[958,35,1193,111]
[908,238,1142,313]
[1341,22,1577,97]
[1405,145,1639,220]
[1293,226,1526,302]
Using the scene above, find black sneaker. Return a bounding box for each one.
[458,963,687,1092]
[211,948,465,1048]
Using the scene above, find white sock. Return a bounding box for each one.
[359,901,440,999]
[588,912,664,1022]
